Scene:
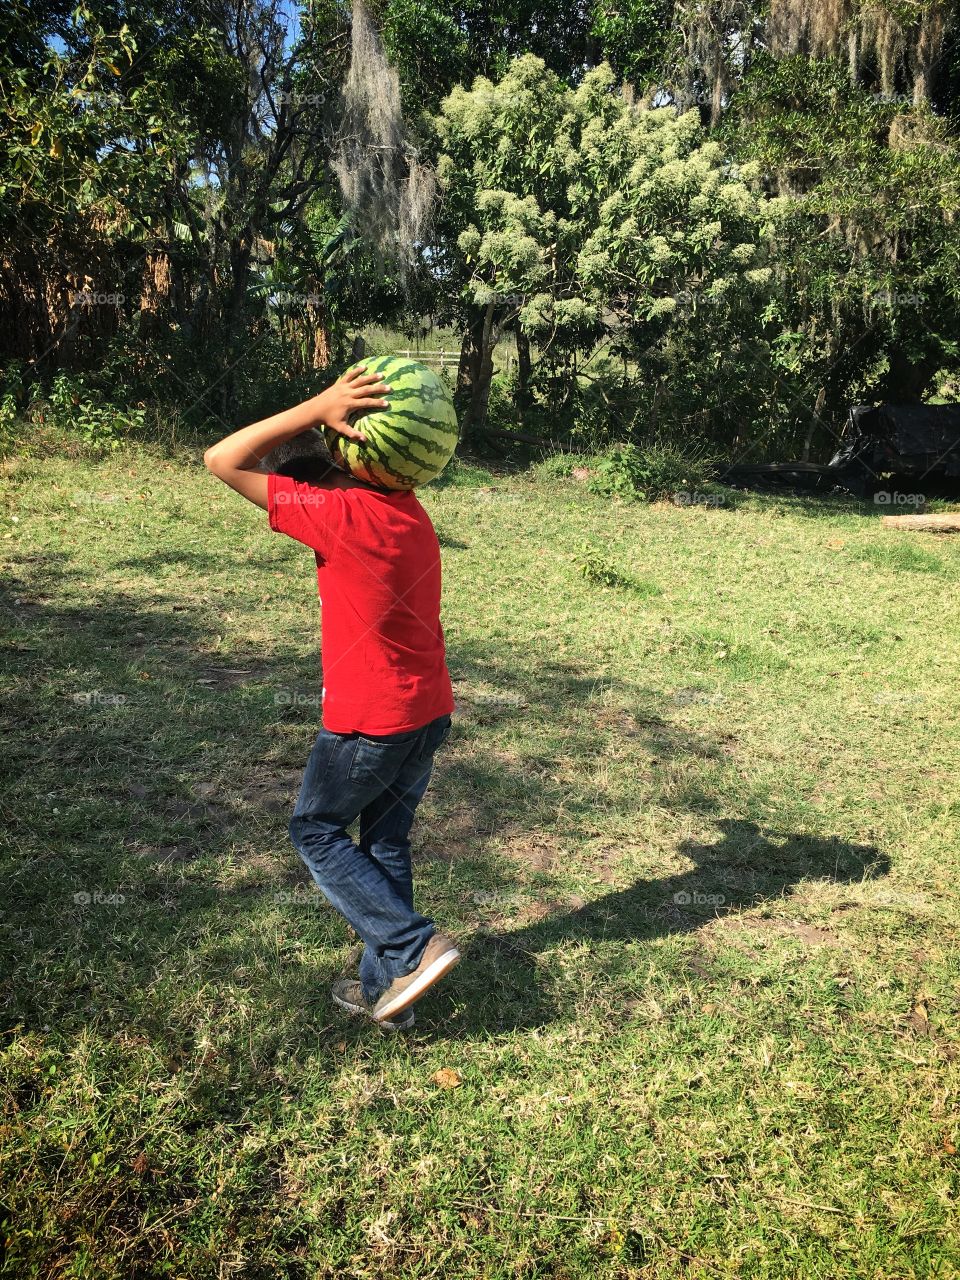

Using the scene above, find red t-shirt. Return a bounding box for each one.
[267,472,454,735]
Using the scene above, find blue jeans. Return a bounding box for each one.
[289,713,452,1003]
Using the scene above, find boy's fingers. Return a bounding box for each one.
[332,419,368,442]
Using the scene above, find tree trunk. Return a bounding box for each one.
[516,321,532,413]
[802,385,827,460]
[456,302,497,445]
[310,303,331,368]
[882,513,960,531]
[219,234,254,411]
[880,344,940,402]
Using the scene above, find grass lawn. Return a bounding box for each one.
[2,440,959,1278]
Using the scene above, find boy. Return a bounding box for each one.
[203,365,461,1030]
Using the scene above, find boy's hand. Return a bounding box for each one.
[313,365,392,443]
[203,367,390,511]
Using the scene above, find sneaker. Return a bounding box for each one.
[331,978,415,1032]
[370,931,461,1024]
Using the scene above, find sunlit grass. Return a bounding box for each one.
[1,443,959,1278]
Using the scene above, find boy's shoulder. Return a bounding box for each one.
[344,484,427,515]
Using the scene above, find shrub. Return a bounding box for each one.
[533,451,587,479]
[586,442,716,503]
[576,542,663,596]
[47,374,146,453]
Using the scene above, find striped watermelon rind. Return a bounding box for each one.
[323,355,459,491]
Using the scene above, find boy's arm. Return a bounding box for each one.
[203,365,391,509]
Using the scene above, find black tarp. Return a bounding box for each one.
[829,402,960,484]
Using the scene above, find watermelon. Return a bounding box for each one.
[323,355,459,491]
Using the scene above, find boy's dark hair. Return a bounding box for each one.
[260,425,393,492]
[259,427,337,483]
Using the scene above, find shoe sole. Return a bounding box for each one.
[332,989,414,1031]
[372,945,461,1023]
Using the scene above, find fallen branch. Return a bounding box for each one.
[881,513,960,532]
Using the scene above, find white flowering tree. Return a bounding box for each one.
[433,55,776,444]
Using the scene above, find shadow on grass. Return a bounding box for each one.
[1,557,889,1056]
[439,819,887,1039]
[114,547,292,574]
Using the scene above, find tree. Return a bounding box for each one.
[0,0,430,420]
[431,55,774,444]
[722,48,960,440]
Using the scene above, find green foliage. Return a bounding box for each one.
[585,442,716,502]
[576,540,662,595]
[721,51,960,414]
[590,0,678,89]
[0,0,351,405]
[2,0,958,463]
[381,0,611,116]
[46,374,145,453]
[533,452,587,479]
[0,391,19,455]
[430,457,497,488]
[432,55,776,444]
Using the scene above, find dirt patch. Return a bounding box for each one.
[592,708,645,736]
[161,795,231,826]
[829,901,861,919]
[580,837,628,885]
[127,767,299,824]
[497,831,566,873]
[417,805,485,862]
[682,945,715,979]
[712,915,842,947]
[509,891,590,924]
[239,768,303,814]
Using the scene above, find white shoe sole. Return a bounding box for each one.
[372,946,461,1022]
[332,989,414,1030]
